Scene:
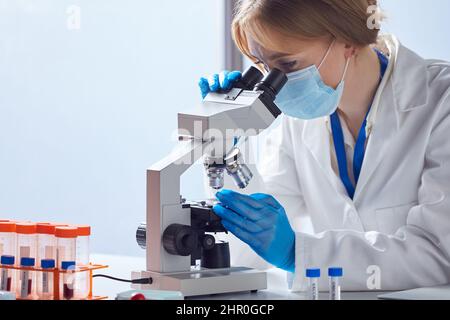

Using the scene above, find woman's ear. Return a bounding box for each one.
[344,44,357,59]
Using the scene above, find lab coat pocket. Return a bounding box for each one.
[375,202,417,235]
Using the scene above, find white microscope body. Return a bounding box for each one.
[133,67,287,297]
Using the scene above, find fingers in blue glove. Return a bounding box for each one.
[227,71,242,83]
[213,204,273,233]
[220,219,259,249]
[250,193,282,210]
[219,71,231,90]
[208,74,220,92]
[216,191,296,273]
[221,219,277,257]
[199,71,242,99]
[219,70,242,90]
[216,190,268,221]
[199,77,210,99]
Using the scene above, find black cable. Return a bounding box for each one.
[93,274,153,285]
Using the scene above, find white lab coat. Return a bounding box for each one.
[214,35,450,292]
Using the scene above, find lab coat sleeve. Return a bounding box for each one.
[290,102,450,292]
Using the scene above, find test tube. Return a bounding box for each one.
[75,225,90,265]
[0,221,16,259]
[328,267,343,300]
[0,222,17,295]
[0,255,15,292]
[15,223,37,263]
[38,259,55,300]
[306,268,321,300]
[60,261,76,300]
[19,257,35,300]
[36,223,57,264]
[75,225,91,299]
[55,227,78,267]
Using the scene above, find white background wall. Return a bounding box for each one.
[381,0,450,61]
[0,0,222,256]
[0,0,449,257]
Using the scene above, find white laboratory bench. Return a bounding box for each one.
[91,253,384,300]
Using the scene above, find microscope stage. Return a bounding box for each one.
[131,266,267,297]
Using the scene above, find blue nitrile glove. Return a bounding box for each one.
[198,70,242,99]
[213,189,295,273]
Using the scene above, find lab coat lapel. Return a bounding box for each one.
[352,81,397,202]
[302,118,350,198]
[353,41,429,202]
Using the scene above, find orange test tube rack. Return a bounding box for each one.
[1,263,109,300]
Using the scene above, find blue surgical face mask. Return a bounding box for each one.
[274,40,351,120]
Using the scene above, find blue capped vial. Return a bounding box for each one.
[39,259,56,299]
[19,257,36,299]
[0,255,15,292]
[61,261,76,300]
[328,267,343,300]
[306,268,321,300]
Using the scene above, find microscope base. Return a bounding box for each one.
[131,267,267,297]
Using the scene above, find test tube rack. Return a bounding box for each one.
[1,263,109,300]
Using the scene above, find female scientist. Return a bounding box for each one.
[198,0,450,291]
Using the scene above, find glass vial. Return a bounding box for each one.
[38,259,55,300]
[60,261,76,300]
[0,222,16,259]
[36,223,57,265]
[16,223,37,264]
[75,225,91,299]
[328,267,343,300]
[0,255,15,292]
[55,227,77,268]
[19,257,36,300]
[306,268,320,300]
[75,225,90,265]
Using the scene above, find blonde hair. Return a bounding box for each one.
[232,0,380,63]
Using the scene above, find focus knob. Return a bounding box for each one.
[136,223,147,249]
[201,234,216,251]
[162,224,198,256]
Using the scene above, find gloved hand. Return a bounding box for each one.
[213,189,295,273]
[198,70,242,99]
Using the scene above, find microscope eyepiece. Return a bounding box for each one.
[238,66,264,90]
[254,68,288,100]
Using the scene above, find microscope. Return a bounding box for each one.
[132,66,287,297]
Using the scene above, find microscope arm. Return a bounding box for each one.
[148,139,209,205]
[147,138,213,272]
